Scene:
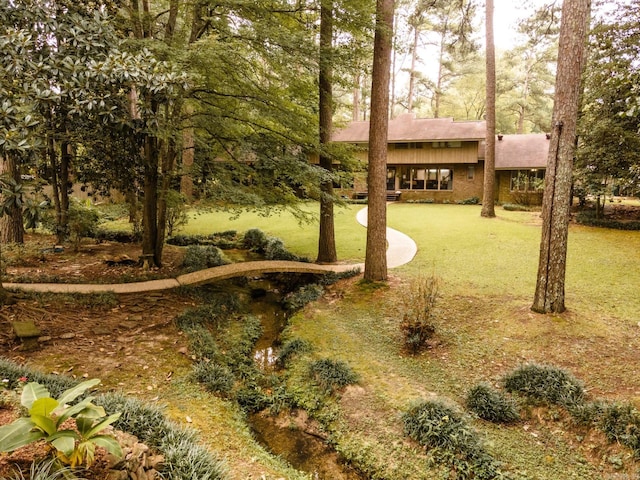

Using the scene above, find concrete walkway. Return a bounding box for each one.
[5,206,417,294]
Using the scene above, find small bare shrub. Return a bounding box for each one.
[400,276,438,354]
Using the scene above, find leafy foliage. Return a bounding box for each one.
[192,362,235,396]
[0,379,122,468]
[503,364,585,407]
[282,284,324,312]
[402,400,500,479]
[308,358,358,393]
[182,245,230,272]
[466,383,519,424]
[276,338,312,368]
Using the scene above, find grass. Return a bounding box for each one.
[26,201,640,479]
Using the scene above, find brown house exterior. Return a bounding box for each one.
[332,114,550,205]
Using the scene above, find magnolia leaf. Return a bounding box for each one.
[50,432,76,458]
[55,378,100,411]
[84,412,121,438]
[21,382,50,410]
[0,418,42,452]
[29,413,57,436]
[30,397,59,418]
[91,435,123,458]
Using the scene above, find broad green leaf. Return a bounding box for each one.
[0,418,42,452]
[85,412,121,438]
[29,397,59,418]
[91,435,123,458]
[55,378,101,412]
[57,397,94,424]
[21,382,50,409]
[29,413,57,436]
[50,432,76,457]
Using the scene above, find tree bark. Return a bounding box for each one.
[481,0,496,218]
[364,0,394,282]
[142,99,160,268]
[407,24,419,113]
[532,0,591,314]
[0,154,24,244]
[317,0,337,264]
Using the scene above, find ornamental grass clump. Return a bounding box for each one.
[399,276,438,354]
[192,362,235,396]
[309,358,358,393]
[402,400,500,479]
[598,402,640,457]
[282,284,324,312]
[466,383,520,424]
[276,338,312,368]
[503,363,585,408]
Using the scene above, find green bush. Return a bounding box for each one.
[402,400,500,479]
[182,245,230,272]
[8,458,77,480]
[466,383,520,424]
[276,338,312,367]
[242,228,268,251]
[503,364,585,407]
[309,358,358,393]
[0,358,77,398]
[576,211,640,230]
[568,400,607,427]
[264,237,308,262]
[282,284,324,312]
[159,425,227,480]
[502,203,533,212]
[235,387,271,413]
[400,276,438,354]
[67,199,100,251]
[192,362,235,396]
[598,402,640,456]
[458,196,480,205]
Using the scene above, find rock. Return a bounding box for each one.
[38,336,53,343]
[59,332,76,340]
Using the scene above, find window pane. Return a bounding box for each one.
[440,169,452,190]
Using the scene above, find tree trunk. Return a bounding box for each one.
[532,0,591,314]
[317,0,337,264]
[407,24,420,113]
[142,99,161,268]
[0,154,24,244]
[353,72,361,122]
[57,141,71,244]
[364,0,394,282]
[181,104,195,199]
[481,0,496,218]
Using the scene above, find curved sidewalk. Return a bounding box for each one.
[5,206,417,294]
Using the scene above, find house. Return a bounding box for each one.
[331,114,550,205]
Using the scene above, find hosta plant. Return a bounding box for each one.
[0,379,122,468]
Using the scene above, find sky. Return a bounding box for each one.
[492,0,555,48]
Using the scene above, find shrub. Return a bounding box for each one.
[192,362,235,395]
[598,402,640,456]
[9,458,77,480]
[282,284,324,312]
[576,211,640,230]
[0,359,77,398]
[309,358,358,393]
[277,338,312,367]
[399,276,438,354]
[182,245,230,272]
[67,200,100,251]
[568,400,607,427]
[235,387,271,413]
[402,400,500,479]
[502,203,533,212]
[503,363,585,407]
[466,383,520,423]
[264,237,303,261]
[242,228,268,251]
[458,196,480,205]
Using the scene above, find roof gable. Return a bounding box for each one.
[333,114,486,143]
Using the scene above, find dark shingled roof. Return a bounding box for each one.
[495,134,550,170]
[332,114,486,143]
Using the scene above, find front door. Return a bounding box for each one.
[386,167,396,190]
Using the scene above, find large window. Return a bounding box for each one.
[510,169,545,192]
[398,166,453,191]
